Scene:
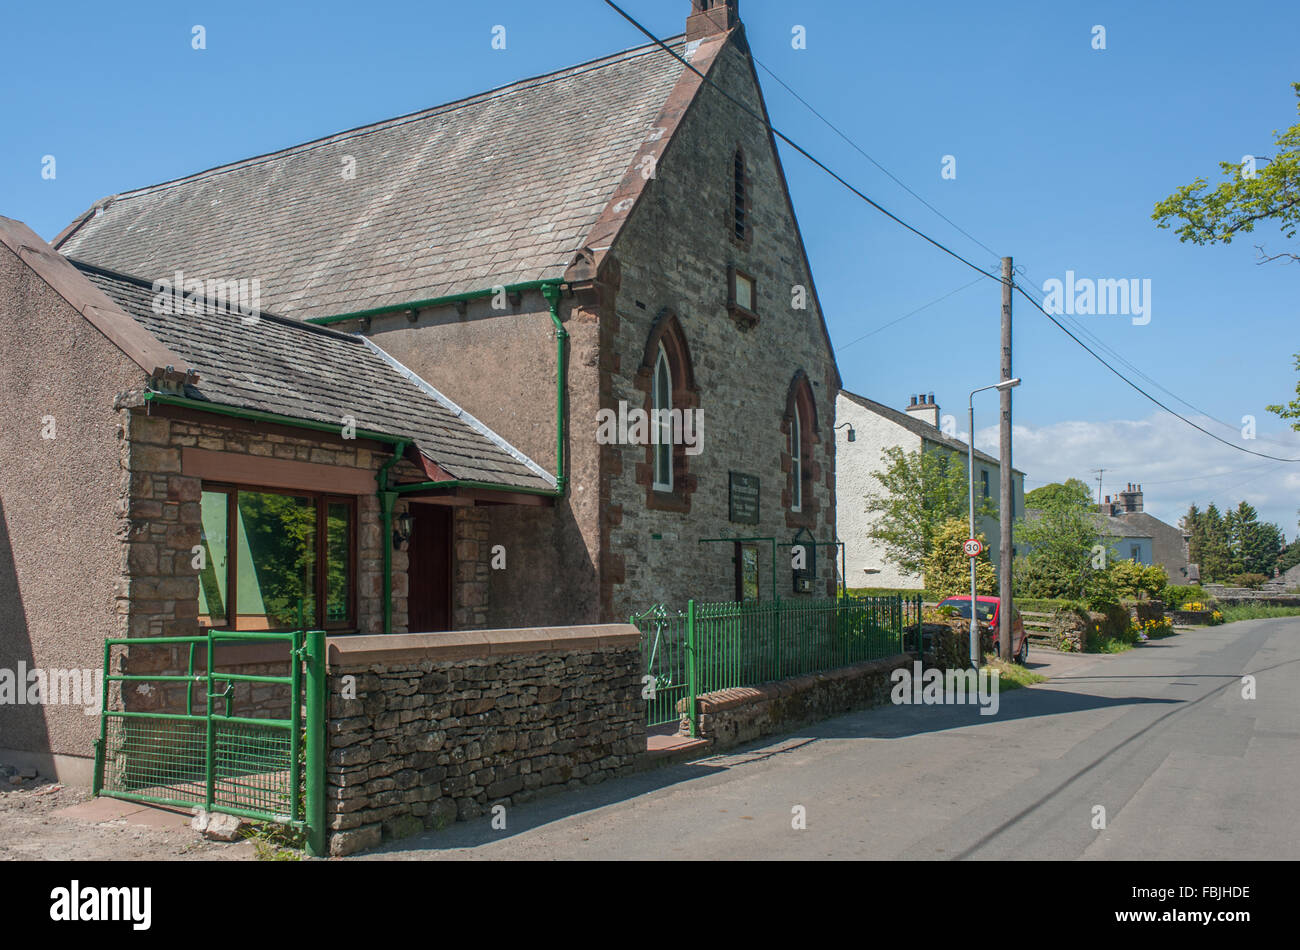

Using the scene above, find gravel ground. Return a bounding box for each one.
[0,765,256,861]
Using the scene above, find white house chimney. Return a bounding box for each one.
[905,392,940,428]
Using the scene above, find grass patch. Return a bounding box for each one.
[982,658,1047,690]
[242,820,306,861]
[1219,605,1300,623]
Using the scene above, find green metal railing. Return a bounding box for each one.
[633,594,923,732]
[93,627,326,856]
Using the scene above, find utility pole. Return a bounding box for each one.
[998,257,1014,663]
[1092,468,1106,508]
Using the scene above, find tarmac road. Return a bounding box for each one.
[359,617,1300,860]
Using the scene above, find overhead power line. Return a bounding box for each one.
[601,0,1300,464]
[1012,283,1300,462]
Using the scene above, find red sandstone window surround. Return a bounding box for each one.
[634,310,699,512]
[198,483,356,632]
[782,372,819,526]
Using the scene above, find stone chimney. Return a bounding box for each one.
[905,392,940,428]
[1116,482,1143,513]
[687,0,739,40]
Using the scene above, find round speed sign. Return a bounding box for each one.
[962,538,984,557]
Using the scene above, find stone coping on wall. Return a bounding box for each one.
[326,624,640,667]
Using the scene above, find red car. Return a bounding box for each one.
[937,595,1029,664]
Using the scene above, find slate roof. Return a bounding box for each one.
[73,261,554,491]
[56,38,692,321]
[839,390,1025,475]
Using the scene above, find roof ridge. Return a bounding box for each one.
[94,35,687,205]
[68,258,367,344]
[839,388,1023,473]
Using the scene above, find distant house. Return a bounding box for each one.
[1100,483,1191,582]
[835,390,1026,590]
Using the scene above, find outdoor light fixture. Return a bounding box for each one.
[966,377,1022,668]
[835,422,856,442]
[393,511,413,549]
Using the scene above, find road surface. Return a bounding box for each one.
[358,617,1300,860]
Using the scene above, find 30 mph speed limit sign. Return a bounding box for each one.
[962,538,984,557]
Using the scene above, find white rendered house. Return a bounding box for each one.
[835,390,1026,590]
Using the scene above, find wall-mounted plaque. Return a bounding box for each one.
[729,472,760,524]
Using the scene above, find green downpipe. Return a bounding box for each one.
[541,282,569,497]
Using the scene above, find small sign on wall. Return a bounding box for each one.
[729,472,760,524]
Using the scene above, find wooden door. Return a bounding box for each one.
[407,503,452,631]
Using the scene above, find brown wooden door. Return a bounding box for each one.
[407,503,452,632]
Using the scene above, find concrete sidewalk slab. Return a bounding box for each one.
[55,796,194,830]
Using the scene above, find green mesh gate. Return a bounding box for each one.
[92,628,326,855]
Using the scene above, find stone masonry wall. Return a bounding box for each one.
[603,36,841,618]
[325,625,645,856]
[679,654,909,752]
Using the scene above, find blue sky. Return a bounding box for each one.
[3,0,1298,532]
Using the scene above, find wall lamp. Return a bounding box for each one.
[835,422,856,442]
[393,511,413,549]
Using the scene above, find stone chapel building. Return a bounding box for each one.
[0,0,842,777]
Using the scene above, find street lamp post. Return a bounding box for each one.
[967,377,1021,669]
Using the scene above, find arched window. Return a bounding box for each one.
[652,342,673,491]
[733,149,748,242]
[790,409,802,512]
[635,310,699,513]
[783,371,819,526]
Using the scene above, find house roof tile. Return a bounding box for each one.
[56,39,692,321]
[74,260,554,492]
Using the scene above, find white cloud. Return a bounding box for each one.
[967,413,1300,537]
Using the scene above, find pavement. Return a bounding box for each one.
[356,617,1300,860]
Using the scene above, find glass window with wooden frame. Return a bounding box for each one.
[197,485,355,631]
[652,342,673,491]
[790,410,803,512]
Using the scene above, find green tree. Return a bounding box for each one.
[1226,501,1284,575]
[1193,503,1238,582]
[1153,84,1300,431]
[1153,83,1300,265]
[924,517,998,600]
[1265,352,1300,432]
[1278,536,1300,574]
[864,445,993,577]
[1025,477,1094,510]
[1014,492,1112,599]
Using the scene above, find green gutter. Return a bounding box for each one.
[304,280,559,327]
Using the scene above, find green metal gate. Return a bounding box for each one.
[92,628,326,855]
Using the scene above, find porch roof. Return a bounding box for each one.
[74,260,555,492]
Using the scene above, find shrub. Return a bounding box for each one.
[924,518,997,601]
[1228,572,1270,590]
[1163,584,1210,611]
[1110,560,1168,600]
